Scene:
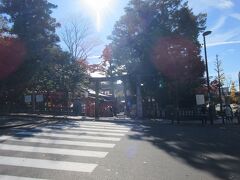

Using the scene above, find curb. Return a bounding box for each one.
[0,119,50,129]
[0,114,137,129]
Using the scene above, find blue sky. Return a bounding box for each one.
[49,0,240,90]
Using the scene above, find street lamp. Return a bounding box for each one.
[203,30,212,124]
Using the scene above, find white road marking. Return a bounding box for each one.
[52,124,131,130]
[0,122,132,176]
[0,175,47,180]
[31,128,125,136]
[76,124,131,130]
[47,124,131,131]
[0,156,97,173]
[15,131,121,141]
[57,121,133,127]
[0,136,115,148]
[0,144,108,158]
[45,126,129,133]
[71,121,126,125]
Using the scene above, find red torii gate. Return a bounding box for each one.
[89,75,129,119]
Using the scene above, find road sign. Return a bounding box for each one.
[196,94,205,105]
[24,95,31,103]
[36,95,44,102]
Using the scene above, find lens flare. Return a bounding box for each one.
[83,0,113,31]
[0,38,26,80]
[84,0,112,11]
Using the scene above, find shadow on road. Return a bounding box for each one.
[2,119,126,139]
[129,122,240,180]
[3,117,239,179]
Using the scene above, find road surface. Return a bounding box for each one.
[0,119,239,180]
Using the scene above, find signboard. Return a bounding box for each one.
[24,95,31,103]
[196,94,205,105]
[36,95,44,102]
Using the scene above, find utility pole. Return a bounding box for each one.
[32,91,36,113]
[239,71,240,93]
[109,58,116,116]
[95,81,100,120]
[203,31,213,124]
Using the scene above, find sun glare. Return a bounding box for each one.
[84,0,112,11]
[83,0,113,31]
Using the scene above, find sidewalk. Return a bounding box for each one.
[0,113,135,129]
[2,113,237,129]
[0,116,49,129]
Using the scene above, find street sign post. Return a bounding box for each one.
[36,95,44,103]
[24,95,31,103]
[196,94,205,105]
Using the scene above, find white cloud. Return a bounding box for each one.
[204,14,240,47]
[206,28,240,45]
[217,0,234,9]
[207,40,240,47]
[189,0,234,12]
[211,16,227,32]
[203,27,240,47]
[226,48,236,53]
[230,13,240,21]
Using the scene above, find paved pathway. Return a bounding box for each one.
[0,120,133,179]
[0,117,239,180]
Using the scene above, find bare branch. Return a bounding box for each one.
[214,55,225,86]
[61,17,101,61]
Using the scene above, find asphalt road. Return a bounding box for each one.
[0,119,239,180]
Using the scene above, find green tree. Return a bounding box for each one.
[29,47,87,93]
[109,0,206,107]
[0,0,60,91]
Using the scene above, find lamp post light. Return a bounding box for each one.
[203,30,212,124]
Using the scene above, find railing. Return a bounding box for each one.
[143,107,208,124]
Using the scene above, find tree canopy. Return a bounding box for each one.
[0,0,60,90]
[0,0,88,102]
[109,0,207,107]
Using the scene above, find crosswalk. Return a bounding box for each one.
[0,120,132,179]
